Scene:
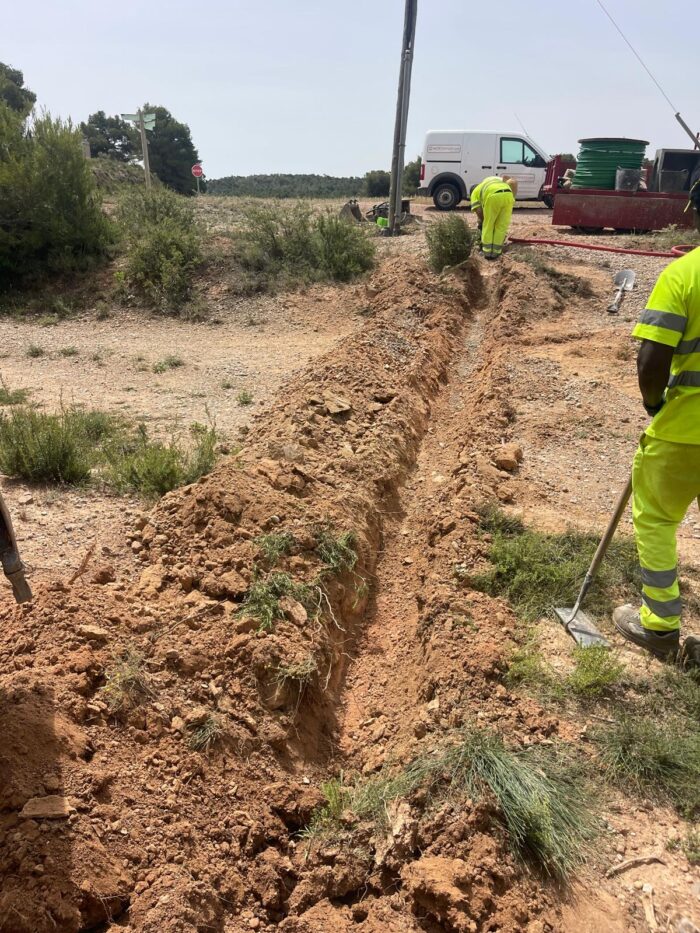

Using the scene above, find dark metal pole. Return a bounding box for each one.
[675,113,700,150]
[388,0,418,236]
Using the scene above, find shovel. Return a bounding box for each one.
[553,477,633,647]
[607,269,636,314]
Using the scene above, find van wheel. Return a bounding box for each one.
[432,184,460,211]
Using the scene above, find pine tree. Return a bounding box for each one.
[0,63,35,117]
[143,105,200,195]
[81,111,138,162]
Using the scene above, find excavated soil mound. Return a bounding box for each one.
[0,255,619,932]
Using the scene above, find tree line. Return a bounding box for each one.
[206,157,422,199]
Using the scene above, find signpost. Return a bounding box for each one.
[192,162,204,195]
[121,110,156,189]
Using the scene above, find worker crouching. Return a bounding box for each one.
[614,181,700,661]
[470,176,517,259]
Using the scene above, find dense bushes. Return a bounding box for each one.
[239,203,375,286]
[425,215,473,272]
[0,109,114,289]
[0,405,217,496]
[116,187,202,308]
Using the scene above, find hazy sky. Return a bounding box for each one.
[7,0,698,179]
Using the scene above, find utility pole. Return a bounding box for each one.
[138,110,152,190]
[388,0,418,237]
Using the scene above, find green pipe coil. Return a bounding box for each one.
[571,137,648,190]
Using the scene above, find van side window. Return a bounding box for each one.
[501,138,547,168]
[500,138,524,164]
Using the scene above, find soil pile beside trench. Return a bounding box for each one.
[0,253,626,932]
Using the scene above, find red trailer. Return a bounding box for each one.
[551,187,694,233]
[540,154,577,207]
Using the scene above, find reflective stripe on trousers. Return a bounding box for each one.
[632,434,700,631]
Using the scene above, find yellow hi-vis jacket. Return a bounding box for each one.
[632,246,700,444]
[470,176,513,212]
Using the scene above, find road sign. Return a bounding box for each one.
[191,164,203,178]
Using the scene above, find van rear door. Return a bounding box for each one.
[496,136,548,199]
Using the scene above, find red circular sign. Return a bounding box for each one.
[191,164,203,178]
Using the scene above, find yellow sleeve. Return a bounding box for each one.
[470,183,483,210]
[632,265,687,348]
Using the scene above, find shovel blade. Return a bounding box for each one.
[553,607,610,647]
[613,269,636,291]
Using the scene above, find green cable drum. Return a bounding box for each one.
[571,137,648,190]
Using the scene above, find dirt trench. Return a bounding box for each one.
[0,252,666,933]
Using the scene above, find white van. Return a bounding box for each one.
[418,131,550,210]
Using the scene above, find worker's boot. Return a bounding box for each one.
[613,605,679,661]
[678,635,700,671]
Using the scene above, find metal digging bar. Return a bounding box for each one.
[0,494,32,604]
[553,477,633,647]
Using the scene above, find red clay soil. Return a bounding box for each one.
[0,254,673,932]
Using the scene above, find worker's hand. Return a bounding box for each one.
[643,398,664,418]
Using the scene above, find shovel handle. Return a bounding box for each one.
[607,287,624,314]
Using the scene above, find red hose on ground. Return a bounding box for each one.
[508,236,694,259]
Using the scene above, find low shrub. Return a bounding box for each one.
[107,421,217,498]
[426,215,473,272]
[0,407,103,484]
[116,187,202,309]
[238,202,375,288]
[0,110,115,290]
[566,645,625,698]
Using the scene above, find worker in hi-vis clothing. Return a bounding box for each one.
[470,176,517,259]
[614,180,700,661]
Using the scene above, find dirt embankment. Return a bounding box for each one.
[0,255,484,932]
[1,249,681,933]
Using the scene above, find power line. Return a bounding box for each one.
[595,0,677,113]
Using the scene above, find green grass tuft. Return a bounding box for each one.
[471,506,640,623]
[187,714,222,752]
[255,531,296,566]
[0,407,107,484]
[0,386,30,406]
[315,529,358,575]
[59,346,79,358]
[239,571,318,631]
[236,389,253,406]
[594,715,700,817]
[26,344,45,359]
[100,648,154,714]
[566,645,625,698]
[152,354,184,374]
[303,729,596,880]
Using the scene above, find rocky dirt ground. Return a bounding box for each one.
[0,200,698,932]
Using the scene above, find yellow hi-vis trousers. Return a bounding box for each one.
[632,434,700,632]
[481,189,514,258]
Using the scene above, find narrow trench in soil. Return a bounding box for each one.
[336,273,493,774]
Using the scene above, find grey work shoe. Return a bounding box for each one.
[613,605,679,661]
[678,635,700,671]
